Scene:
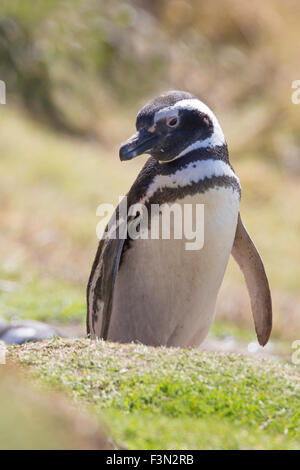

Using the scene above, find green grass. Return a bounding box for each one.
[8,338,300,449]
[105,412,298,450]
[0,270,85,324]
[0,368,111,450]
[210,319,256,343]
[209,319,291,357]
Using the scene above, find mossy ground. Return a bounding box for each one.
[8,338,300,449]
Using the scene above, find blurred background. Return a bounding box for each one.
[0,0,299,353]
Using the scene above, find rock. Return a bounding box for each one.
[0,320,62,345]
[0,318,8,336]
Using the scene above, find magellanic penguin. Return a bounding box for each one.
[87,91,272,347]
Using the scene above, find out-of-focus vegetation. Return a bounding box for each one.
[0,0,299,156]
[0,367,112,449]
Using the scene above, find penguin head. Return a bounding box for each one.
[119,90,225,162]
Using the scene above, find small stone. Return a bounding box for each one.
[0,320,62,345]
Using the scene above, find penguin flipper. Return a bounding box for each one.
[231,214,272,346]
[87,223,126,340]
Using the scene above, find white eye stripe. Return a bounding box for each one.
[174,99,220,127]
[154,98,216,124]
[154,108,179,123]
[174,100,225,148]
[152,98,225,153]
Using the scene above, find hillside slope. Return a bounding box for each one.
[8,338,300,449]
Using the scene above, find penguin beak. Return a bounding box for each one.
[119,128,161,161]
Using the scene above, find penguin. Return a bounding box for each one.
[87,90,272,347]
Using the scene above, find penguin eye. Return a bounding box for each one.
[166,116,179,128]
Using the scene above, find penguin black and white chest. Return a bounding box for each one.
[87,90,272,348]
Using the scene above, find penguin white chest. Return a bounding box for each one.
[109,186,240,346]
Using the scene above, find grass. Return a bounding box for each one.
[0,367,111,450]
[0,270,85,324]
[8,338,300,449]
